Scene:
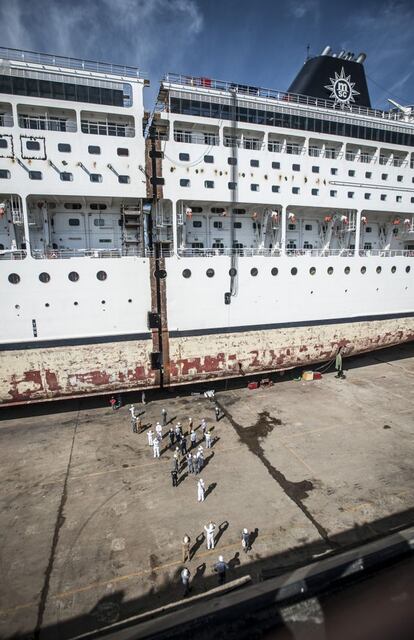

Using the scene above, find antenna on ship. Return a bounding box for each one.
[305,44,311,62]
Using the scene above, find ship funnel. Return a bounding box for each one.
[338,50,345,58]
[355,52,367,64]
[321,46,331,56]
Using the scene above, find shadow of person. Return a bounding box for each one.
[202,451,215,469]
[211,436,220,448]
[193,562,206,584]
[215,520,229,545]
[229,551,241,570]
[191,532,205,558]
[204,481,217,499]
[90,590,125,626]
[250,527,259,548]
[167,415,177,425]
[177,471,188,486]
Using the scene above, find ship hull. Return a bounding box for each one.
[1,316,413,405]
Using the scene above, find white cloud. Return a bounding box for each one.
[288,0,319,20]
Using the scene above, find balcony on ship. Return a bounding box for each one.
[173,122,219,146]
[0,103,13,128]
[80,111,135,137]
[17,105,77,132]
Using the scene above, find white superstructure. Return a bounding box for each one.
[0,46,413,404]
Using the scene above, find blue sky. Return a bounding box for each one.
[1,0,413,109]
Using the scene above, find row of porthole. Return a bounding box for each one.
[14,299,133,309]
[182,265,411,278]
[7,270,108,284]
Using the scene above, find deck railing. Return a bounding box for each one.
[0,250,27,260]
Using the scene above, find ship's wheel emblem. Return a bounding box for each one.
[324,67,359,107]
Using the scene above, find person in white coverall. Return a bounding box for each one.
[197,478,205,502]
[204,521,216,549]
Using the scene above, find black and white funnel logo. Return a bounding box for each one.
[325,67,360,107]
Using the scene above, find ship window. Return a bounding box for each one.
[272,162,280,169]
[88,145,101,154]
[330,190,337,197]
[90,203,107,210]
[312,166,319,173]
[292,187,300,194]
[381,173,388,180]
[191,207,203,213]
[229,267,237,276]
[305,224,312,231]
[94,219,105,227]
[271,267,278,276]
[90,173,102,182]
[291,267,298,275]
[304,242,313,249]
[228,157,237,165]
[272,186,280,192]
[191,242,203,249]
[309,267,316,275]
[250,159,259,167]
[348,191,354,198]
[396,195,402,202]
[397,175,403,182]
[26,140,40,150]
[99,239,111,243]
[206,268,215,277]
[331,168,338,175]
[250,267,258,276]
[406,266,411,273]
[193,220,202,228]
[213,221,222,229]
[182,269,191,278]
[364,242,372,250]
[68,271,79,281]
[64,203,82,209]
[212,242,224,249]
[228,182,237,190]
[180,179,190,187]
[292,164,300,171]
[344,266,350,274]
[411,197,414,203]
[0,169,10,178]
[39,272,50,283]
[234,222,242,229]
[68,218,80,226]
[211,208,225,214]
[29,171,42,180]
[327,266,333,275]
[179,153,190,161]
[348,170,355,177]
[288,224,296,230]
[311,189,319,195]
[117,147,129,156]
[391,266,397,273]
[380,194,387,201]
[204,180,214,188]
[8,273,20,284]
[60,172,73,181]
[96,270,107,280]
[118,175,130,183]
[364,193,371,200]
[376,266,382,274]
[233,208,246,214]
[361,266,366,274]
[393,228,398,235]
[365,171,372,178]
[0,139,8,148]
[204,155,214,163]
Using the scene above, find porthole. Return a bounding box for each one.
[271,267,278,276]
[39,272,50,283]
[291,267,297,276]
[206,268,215,278]
[45,303,50,308]
[15,304,20,309]
[344,266,350,274]
[309,267,316,275]
[361,266,366,274]
[74,301,78,306]
[157,269,167,279]
[391,266,397,274]
[68,271,79,282]
[101,300,106,304]
[250,267,258,276]
[8,273,20,284]
[406,266,411,273]
[229,267,237,277]
[96,270,107,281]
[327,267,333,275]
[128,298,132,303]
[182,269,191,279]
[376,266,382,274]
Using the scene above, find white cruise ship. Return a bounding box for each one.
[0,45,413,405]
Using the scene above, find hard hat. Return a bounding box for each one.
[243,528,248,534]
[219,555,224,562]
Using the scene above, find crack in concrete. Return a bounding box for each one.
[216,402,336,548]
[34,409,80,639]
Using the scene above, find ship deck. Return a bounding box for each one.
[0,342,413,638]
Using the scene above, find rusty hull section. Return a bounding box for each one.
[167,317,414,384]
[0,338,155,406]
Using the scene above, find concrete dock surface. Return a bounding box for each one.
[0,343,413,638]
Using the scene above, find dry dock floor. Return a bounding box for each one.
[0,344,414,639]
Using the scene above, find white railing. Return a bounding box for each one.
[174,131,219,145]
[80,121,135,137]
[0,46,146,78]
[0,114,14,127]
[175,248,414,258]
[18,116,77,132]
[0,250,27,260]
[31,248,173,259]
[163,73,411,123]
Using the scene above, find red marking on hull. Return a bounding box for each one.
[45,369,62,392]
[8,370,43,401]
